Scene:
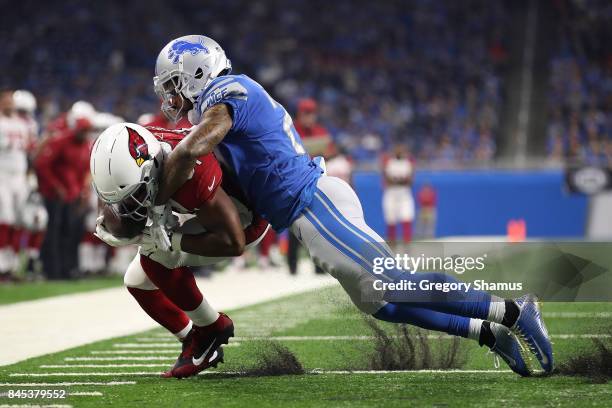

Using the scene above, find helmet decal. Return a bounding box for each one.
[127,127,150,167]
[168,40,209,64]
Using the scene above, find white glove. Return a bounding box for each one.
[148,205,172,251]
[94,216,143,247]
[140,227,183,267]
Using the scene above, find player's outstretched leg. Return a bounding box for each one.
[140,255,233,378]
[291,176,550,375]
[373,303,531,376]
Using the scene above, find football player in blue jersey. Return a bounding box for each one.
[150,35,553,377]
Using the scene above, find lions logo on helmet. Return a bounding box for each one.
[127,127,150,167]
[168,40,209,64]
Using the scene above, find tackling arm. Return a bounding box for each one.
[155,104,233,204]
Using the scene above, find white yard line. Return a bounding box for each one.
[0,405,73,408]
[220,334,611,341]
[544,312,612,318]
[91,350,180,355]
[311,369,511,374]
[68,392,102,397]
[65,357,174,361]
[110,342,240,348]
[68,391,104,397]
[111,343,180,348]
[9,369,512,379]
[0,267,335,366]
[40,364,169,368]
[9,373,163,378]
[0,382,135,387]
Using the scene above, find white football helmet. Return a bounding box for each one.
[153,35,232,121]
[67,101,96,129]
[90,123,164,221]
[13,90,36,114]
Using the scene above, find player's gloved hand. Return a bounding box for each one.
[94,215,143,247]
[140,226,184,268]
[148,205,173,251]
[244,213,270,247]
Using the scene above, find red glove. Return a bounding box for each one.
[244,213,270,245]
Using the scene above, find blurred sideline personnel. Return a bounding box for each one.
[13,90,39,145]
[91,124,269,378]
[118,35,553,376]
[382,145,415,249]
[416,182,437,239]
[139,110,192,130]
[287,98,331,274]
[13,90,46,274]
[325,142,353,185]
[0,90,31,278]
[35,106,94,280]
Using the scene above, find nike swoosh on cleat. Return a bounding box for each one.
[208,350,218,363]
[192,342,216,366]
[531,336,549,366]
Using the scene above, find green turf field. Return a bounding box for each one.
[1,285,612,407]
[0,276,123,305]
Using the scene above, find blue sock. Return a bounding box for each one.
[383,272,492,320]
[373,302,470,338]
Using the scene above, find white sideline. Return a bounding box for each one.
[0,382,135,386]
[0,265,335,365]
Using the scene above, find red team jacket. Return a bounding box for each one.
[149,128,269,245]
[35,130,92,202]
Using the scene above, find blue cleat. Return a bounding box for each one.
[489,322,532,377]
[511,294,554,373]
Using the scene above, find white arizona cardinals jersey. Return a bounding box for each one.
[0,114,29,174]
[384,157,413,185]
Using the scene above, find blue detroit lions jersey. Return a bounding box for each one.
[193,74,323,230]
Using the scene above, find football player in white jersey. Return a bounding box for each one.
[0,90,31,276]
[382,145,415,250]
[13,90,39,143]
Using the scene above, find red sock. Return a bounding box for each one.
[11,227,23,252]
[140,255,203,311]
[401,221,412,243]
[28,231,45,250]
[387,224,396,242]
[0,224,10,248]
[127,287,191,334]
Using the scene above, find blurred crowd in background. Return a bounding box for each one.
[546,0,612,165]
[1,0,510,167]
[0,0,610,281]
[2,0,609,168]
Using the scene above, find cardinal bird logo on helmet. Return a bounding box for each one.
[127,127,150,167]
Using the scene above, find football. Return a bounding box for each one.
[101,203,146,239]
